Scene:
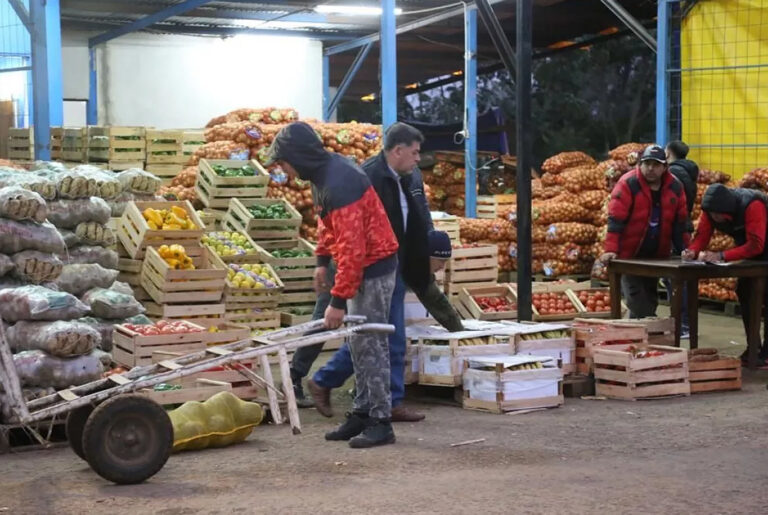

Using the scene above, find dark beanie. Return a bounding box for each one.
[428,231,452,258]
[701,183,737,214]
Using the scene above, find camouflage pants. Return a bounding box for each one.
[348,270,396,420]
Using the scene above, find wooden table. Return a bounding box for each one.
[607,258,768,369]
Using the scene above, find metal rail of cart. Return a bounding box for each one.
[0,316,393,484]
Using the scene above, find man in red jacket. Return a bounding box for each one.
[600,145,690,318]
[683,183,768,365]
[267,122,400,448]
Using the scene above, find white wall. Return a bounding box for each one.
[62,31,323,128]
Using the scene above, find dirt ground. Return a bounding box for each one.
[2,308,768,515]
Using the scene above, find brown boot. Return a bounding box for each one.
[391,405,425,422]
[307,379,333,417]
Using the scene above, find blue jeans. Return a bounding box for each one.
[313,273,407,407]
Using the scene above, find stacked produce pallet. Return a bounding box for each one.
[195,159,269,220]
[145,129,187,183]
[202,229,282,331]
[258,239,317,326]
[7,128,33,160]
[50,127,87,163]
[87,126,146,170]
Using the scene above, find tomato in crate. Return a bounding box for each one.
[577,290,611,313]
[532,291,579,318]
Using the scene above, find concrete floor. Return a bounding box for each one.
[1,309,767,515]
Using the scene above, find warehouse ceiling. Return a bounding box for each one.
[60,0,659,99]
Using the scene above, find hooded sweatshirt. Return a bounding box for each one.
[689,184,768,261]
[668,158,699,215]
[269,122,398,309]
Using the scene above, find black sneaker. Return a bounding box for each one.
[325,412,368,441]
[293,382,315,409]
[349,419,396,449]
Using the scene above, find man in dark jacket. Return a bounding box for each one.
[683,184,768,366]
[303,123,463,422]
[664,140,699,337]
[268,121,400,448]
[600,145,690,318]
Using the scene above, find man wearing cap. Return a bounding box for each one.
[599,144,690,318]
[267,121,399,448]
[683,183,768,366]
[304,123,463,423]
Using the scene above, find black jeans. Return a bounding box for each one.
[621,275,659,319]
[735,278,768,358]
[290,264,336,382]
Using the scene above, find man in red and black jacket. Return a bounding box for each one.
[267,122,400,448]
[600,145,690,318]
[683,183,768,365]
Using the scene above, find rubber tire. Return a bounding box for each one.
[65,404,94,461]
[82,395,173,485]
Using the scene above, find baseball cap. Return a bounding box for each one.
[639,145,667,164]
[428,231,452,259]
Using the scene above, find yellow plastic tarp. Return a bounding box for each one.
[681,0,768,179]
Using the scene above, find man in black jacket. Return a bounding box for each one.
[665,140,699,338]
[298,123,462,422]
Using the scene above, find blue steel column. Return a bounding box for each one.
[322,55,330,122]
[30,0,63,160]
[656,0,670,144]
[464,6,478,218]
[88,47,98,124]
[380,0,397,128]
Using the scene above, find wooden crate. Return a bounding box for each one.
[280,308,315,327]
[225,198,301,240]
[566,286,627,319]
[444,244,499,298]
[143,302,226,327]
[431,212,461,245]
[8,128,33,160]
[458,284,517,320]
[462,356,564,413]
[117,200,205,258]
[51,127,87,162]
[259,239,317,308]
[201,322,251,346]
[530,289,584,322]
[572,321,647,375]
[146,164,185,184]
[208,250,285,308]
[594,345,690,400]
[202,229,263,264]
[197,209,220,230]
[140,379,232,405]
[196,159,269,208]
[112,322,206,367]
[182,129,206,157]
[515,330,576,375]
[141,246,226,304]
[109,160,145,171]
[418,335,514,387]
[223,308,281,330]
[688,350,741,393]
[595,317,675,346]
[477,194,516,219]
[146,129,186,164]
[405,343,420,385]
[87,126,146,162]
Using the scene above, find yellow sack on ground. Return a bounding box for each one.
[169,391,264,452]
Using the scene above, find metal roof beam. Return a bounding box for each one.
[324,0,508,56]
[600,0,656,53]
[89,0,216,47]
[8,0,32,33]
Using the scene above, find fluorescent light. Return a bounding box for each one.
[315,5,402,16]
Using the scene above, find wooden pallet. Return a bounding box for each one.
[458,284,517,320]
[112,322,206,367]
[50,127,87,162]
[117,200,205,258]
[225,197,302,240]
[140,246,226,304]
[7,128,34,160]
[146,129,187,164]
[594,345,690,400]
[572,321,647,375]
[476,194,516,219]
[688,351,741,393]
[87,126,146,162]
